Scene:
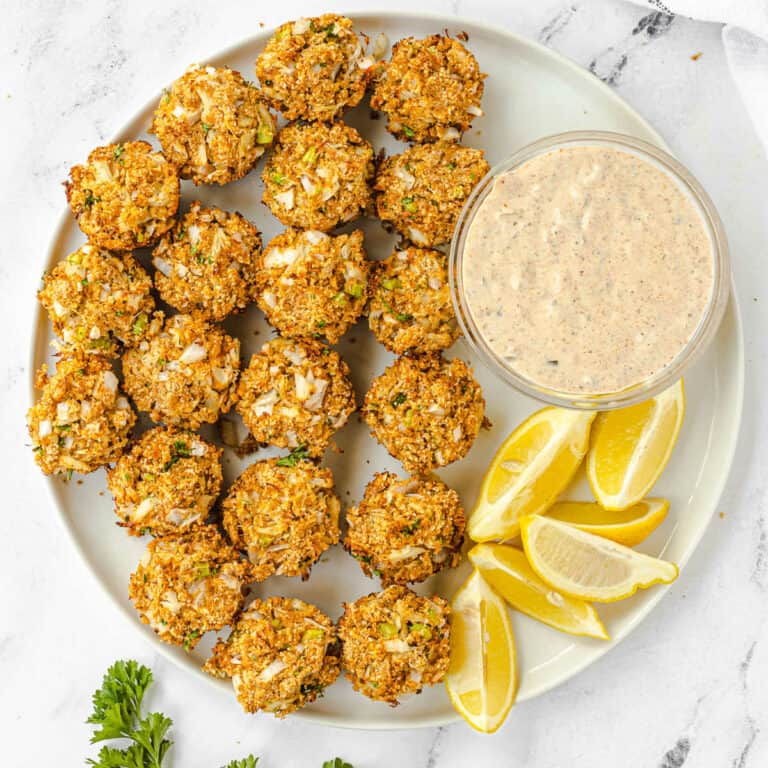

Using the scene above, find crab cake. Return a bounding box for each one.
[345,473,465,586]
[362,354,484,473]
[107,427,222,537]
[255,228,369,344]
[222,458,340,581]
[368,247,458,354]
[262,121,374,232]
[65,141,179,250]
[256,15,374,121]
[236,337,355,457]
[129,526,252,650]
[122,313,240,429]
[38,244,161,357]
[204,597,340,716]
[152,202,262,321]
[375,142,489,247]
[371,34,485,143]
[338,585,451,705]
[28,353,135,476]
[151,64,275,186]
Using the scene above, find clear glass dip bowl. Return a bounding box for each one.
[449,130,731,411]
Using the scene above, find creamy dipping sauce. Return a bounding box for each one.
[462,145,714,395]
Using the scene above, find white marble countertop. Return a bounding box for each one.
[2,0,767,765]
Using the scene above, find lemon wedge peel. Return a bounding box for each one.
[468,543,609,640]
[547,498,670,547]
[587,380,685,511]
[468,407,596,543]
[520,515,679,603]
[445,569,518,734]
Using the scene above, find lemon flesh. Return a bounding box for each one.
[445,569,518,733]
[587,380,685,511]
[469,543,608,639]
[468,407,595,542]
[520,515,678,603]
[548,498,670,547]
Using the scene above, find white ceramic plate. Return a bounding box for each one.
[31,11,744,729]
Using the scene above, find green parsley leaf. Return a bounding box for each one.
[391,392,407,407]
[222,758,260,768]
[403,126,415,139]
[113,144,126,161]
[276,445,310,467]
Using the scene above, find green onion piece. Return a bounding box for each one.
[346,283,364,299]
[132,313,148,336]
[302,146,319,165]
[409,622,432,639]
[303,628,325,643]
[391,392,407,407]
[271,171,287,185]
[333,291,348,305]
[257,124,274,144]
[377,622,398,638]
[401,196,417,213]
[381,277,400,291]
[403,126,415,139]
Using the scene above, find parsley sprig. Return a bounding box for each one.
[85,660,172,768]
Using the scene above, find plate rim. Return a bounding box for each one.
[29,8,746,731]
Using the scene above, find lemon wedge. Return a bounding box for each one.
[547,498,670,547]
[587,380,685,511]
[445,569,518,733]
[468,543,608,640]
[468,407,596,542]
[520,515,678,603]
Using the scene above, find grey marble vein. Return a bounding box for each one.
[659,737,691,768]
[588,10,675,85]
[538,4,578,44]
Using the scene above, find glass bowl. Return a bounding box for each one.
[448,130,731,411]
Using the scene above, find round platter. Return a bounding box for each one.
[31,11,744,729]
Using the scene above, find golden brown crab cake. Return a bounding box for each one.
[152,202,262,321]
[38,244,161,357]
[375,142,489,247]
[65,141,179,250]
[129,526,252,650]
[362,354,484,474]
[371,34,485,143]
[235,337,355,457]
[27,352,136,477]
[222,458,340,581]
[368,247,459,354]
[151,64,276,185]
[344,472,465,586]
[107,426,223,537]
[256,14,375,121]
[122,313,240,429]
[262,121,374,232]
[204,597,341,716]
[255,228,369,344]
[337,585,451,705]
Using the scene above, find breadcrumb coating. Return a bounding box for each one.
[236,336,355,457]
[368,247,459,354]
[345,472,465,586]
[371,34,485,143]
[153,202,262,321]
[375,142,489,247]
[256,228,369,344]
[28,352,136,476]
[65,141,179,250]
[222,458,340,581]
[262,121,374,232]
[205,597,341,716]
[38,243,160,357]
[362,354,484,473]
[122,313,240,429]
[128,526,252,649]
[256,14,374,121]
[338,585,451,705]
[107,426,222,537]
[152,64,275,185]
